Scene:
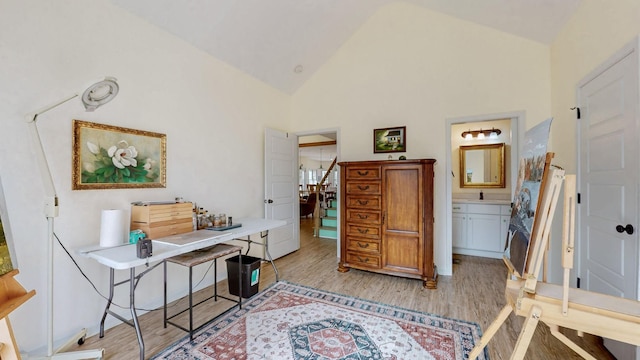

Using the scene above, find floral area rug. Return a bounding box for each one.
[152,281,488,360]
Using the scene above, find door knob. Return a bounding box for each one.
[264,199,274,204]
[616,224,634,235]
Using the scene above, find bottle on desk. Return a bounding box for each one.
[192,208,197,230]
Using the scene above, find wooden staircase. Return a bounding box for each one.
[313,157,337,239]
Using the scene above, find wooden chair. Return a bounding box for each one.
[470,171,640,359]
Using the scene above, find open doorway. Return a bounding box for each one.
[443,112,523,276]
[297,129,340,250]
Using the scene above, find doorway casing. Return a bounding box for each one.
[295,127,341,259]
[443,111,524,276]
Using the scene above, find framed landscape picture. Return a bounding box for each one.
[72,120,166,190]
[373,126,406,153]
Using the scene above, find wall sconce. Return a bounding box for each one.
[461,128,501,140]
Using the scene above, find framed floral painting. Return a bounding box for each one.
[72,120,166,190]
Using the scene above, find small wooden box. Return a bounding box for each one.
[131,202,193,239]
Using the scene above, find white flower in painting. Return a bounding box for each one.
[86,141,100,155]
[144,158,156,178]
[108,140,138,169]
[84,162,95,173]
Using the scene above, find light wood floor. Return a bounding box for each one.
[68,217,615,359]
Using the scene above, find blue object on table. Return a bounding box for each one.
[129,229,146,244]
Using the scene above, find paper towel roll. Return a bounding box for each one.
[100,209,126,247]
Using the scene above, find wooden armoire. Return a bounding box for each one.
[337,159,437,289]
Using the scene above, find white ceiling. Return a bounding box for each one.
[109,0,581,94]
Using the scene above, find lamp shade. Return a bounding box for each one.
[82,77,119,111]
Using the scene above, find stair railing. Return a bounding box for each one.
[313,156,337,236]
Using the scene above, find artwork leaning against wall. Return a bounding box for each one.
[0,176,16,276]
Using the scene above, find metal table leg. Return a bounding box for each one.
[241,231,279,282]
[99,268,115,338]
[130,268,144,360]
[261,230,279,282]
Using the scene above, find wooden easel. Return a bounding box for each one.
[469,168,640,359]
[0,269,36,360]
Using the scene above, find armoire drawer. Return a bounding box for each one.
[346,209,381,224]
[345,223,380,239]
[345,182,381,195]
[345,195,381,209]
[346,237,380,253]
[345,167,381,180]
[345,251,381,268]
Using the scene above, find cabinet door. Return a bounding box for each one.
[452,212,467,248]
[500,215,510,253]
[467,213,502,252]
[382,165,423,275]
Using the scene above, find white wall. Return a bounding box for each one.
[291,2,552,276]
[546,0,640,285]
[0,0,289,352]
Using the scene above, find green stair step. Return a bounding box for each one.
[325,208,338,217]
[321,217,337,227]
[318,226,337,239]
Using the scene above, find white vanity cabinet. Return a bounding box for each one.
[452,202,511,259]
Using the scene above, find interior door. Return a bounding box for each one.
[264,128,299,259]
[578,40,639,360]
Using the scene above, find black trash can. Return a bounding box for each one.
[226,254,261,298]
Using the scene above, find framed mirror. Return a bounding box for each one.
[459,143,505,188]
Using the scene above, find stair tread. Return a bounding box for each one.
[319,225,337,230]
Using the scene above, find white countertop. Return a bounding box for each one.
[76,217,286,270]
[452,199,512,205]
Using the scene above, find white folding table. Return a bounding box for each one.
[77,217,286,360]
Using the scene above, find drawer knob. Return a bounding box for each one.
[357,242,369,248]
[357,170,369,176]
[357,214,368,219]
[357,185,370,191]
[357,200,369,205]
[357,228,369,234]
[357,256,369,263]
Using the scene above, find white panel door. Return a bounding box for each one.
[264,128,299,259]
[578,39,639,360]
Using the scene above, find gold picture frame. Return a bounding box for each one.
[72,120,166,190]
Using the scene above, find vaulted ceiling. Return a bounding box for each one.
[108,0,581,94]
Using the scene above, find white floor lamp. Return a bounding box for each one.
[25,77,119,360]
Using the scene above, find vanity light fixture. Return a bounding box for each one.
[461,128,502,140]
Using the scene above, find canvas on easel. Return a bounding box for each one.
[504,118,553,278]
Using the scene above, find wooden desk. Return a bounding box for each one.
[77,218,285,360]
